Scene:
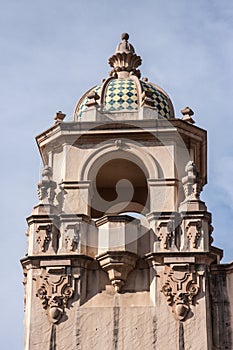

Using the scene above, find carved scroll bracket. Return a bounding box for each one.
[36,267,78,324]
[161,264,199,321]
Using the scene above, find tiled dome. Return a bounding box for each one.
[74,78,173,119]
[140,81,172,118]
[103,79,138,112]
[73,33,174,120]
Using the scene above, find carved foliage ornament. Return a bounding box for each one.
[36,267,75,324]
[161,264,199,321]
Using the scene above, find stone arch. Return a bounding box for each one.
[79,139,162,218]
[79,139,161,181]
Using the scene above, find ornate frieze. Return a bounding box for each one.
[36,267,76,324]
[161,264,199,321]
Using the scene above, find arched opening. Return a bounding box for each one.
[90,157,149,218]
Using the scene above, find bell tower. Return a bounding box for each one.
[21,33,233,349]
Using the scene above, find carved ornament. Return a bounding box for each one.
[97,251,138,293]
[157,220,174,249]
[108,33,142,78]
[186,220,202,248]
[161,264,199,320]
[37,166,57,205]
[85,91,100,108]
[36,224,52,252]
[141,90,155,108]
[36,267,75,324]
[182,161,201,201]
[64,223,80,252]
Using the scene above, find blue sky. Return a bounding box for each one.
[1,1,233,348]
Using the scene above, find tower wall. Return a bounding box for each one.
[22,33,233,349]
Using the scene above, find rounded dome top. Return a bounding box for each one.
[73,33,174,120]
[74,77,174,119]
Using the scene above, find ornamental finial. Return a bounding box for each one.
[108,33,142,78]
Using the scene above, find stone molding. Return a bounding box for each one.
[78,138,159,181]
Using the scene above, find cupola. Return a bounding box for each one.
[74,33,174,120]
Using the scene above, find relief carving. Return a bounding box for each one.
[36,224,52,252]
[157,220,174,249]
[36,267,76,324]
[161,264,199,320]
[115,139,126,150]
[64,223,80,252]
[186,220,202,248]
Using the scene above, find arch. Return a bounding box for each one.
[79,139,160,181]
[78,139,162,218]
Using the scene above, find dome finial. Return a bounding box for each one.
[114,32,135,54]
[121,32,129,41]
[108,33,142,78]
